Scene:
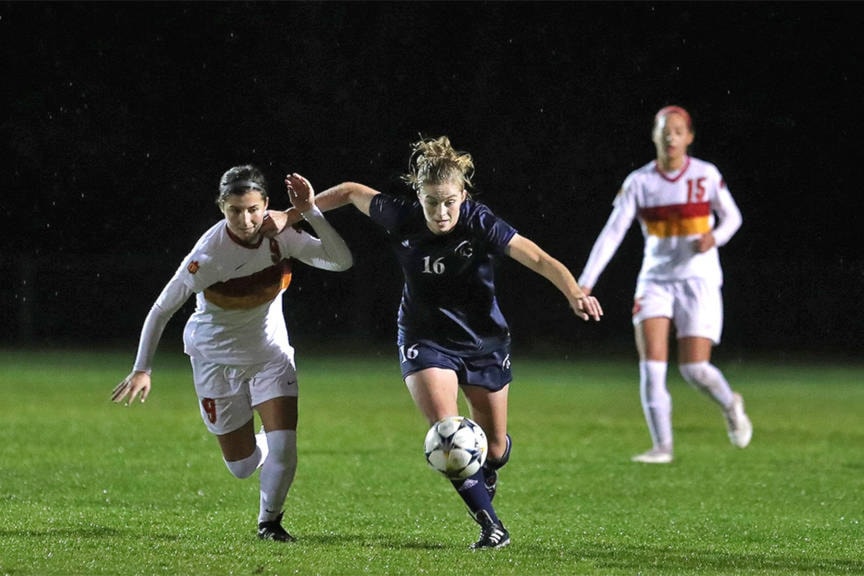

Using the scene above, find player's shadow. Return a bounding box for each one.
[0,527,447,551]
[303,532,447,550]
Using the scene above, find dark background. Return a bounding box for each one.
[3,2,862,361]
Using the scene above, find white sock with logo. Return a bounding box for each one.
[258,429,297,524]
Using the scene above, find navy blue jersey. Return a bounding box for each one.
[369,194,518,354]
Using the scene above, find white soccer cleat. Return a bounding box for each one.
[725,393,753,448]
[631,447,673,464]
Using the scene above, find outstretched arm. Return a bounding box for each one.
[285,174,353,271]
[263,179,380,237]
[505,234,603,322]
[577,194,633,291]
[111,277,192,405]
[314,181,380,216]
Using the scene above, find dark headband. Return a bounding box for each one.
[220,180,264,193]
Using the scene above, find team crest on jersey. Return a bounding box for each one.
[454,240,473,258]
[187,260,200,275]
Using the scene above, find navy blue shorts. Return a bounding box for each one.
[398,341,512,392]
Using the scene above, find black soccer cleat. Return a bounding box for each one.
[257,513,296,542]
[470,510,510,550]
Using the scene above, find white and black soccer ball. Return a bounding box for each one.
[424,416,488,479]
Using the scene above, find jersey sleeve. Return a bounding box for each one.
[281,206,354,271]
[710,177,742,247]
[475,203,517,255]
[578,184,638,289]
[132,272,193,373]
[368,193,415,232]
[175,227,224,294]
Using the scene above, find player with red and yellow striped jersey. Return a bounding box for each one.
[578,106,751,464]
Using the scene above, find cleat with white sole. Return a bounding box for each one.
[725,393,753,448]
[631,447,673,464]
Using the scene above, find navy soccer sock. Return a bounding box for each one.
[450,469,499,524]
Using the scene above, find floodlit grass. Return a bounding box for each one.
[1,349,862,575]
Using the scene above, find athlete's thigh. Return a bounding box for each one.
[457,348,511,455]
[400,342,463,424]
[462,384,510,458]
[677,336,714,364]
[256,395,298,432]
[635,317,672,361]
[216,417,257,461]
[405,367,461,425]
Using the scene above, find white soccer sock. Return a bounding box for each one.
[678,362,735,409]
[258,429,297,524]
[639,360,673,450]
[255,429,269,468]
[223,446,262,479]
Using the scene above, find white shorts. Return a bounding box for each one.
[190,353,298,435]
[632,278,724,344]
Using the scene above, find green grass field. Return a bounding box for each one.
[1,349,862,575]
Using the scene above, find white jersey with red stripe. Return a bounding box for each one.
[578,156,742,289]
[132,207,352,371]
[175,220,308,366]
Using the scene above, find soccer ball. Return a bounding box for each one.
[424,416,488,479]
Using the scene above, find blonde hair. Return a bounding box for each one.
[401,136,475,192]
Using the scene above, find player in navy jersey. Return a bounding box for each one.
[270,136,602,549]
[111,166,353,542]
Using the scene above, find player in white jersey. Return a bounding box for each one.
[578,106,752,464]
[111,166,353,539]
